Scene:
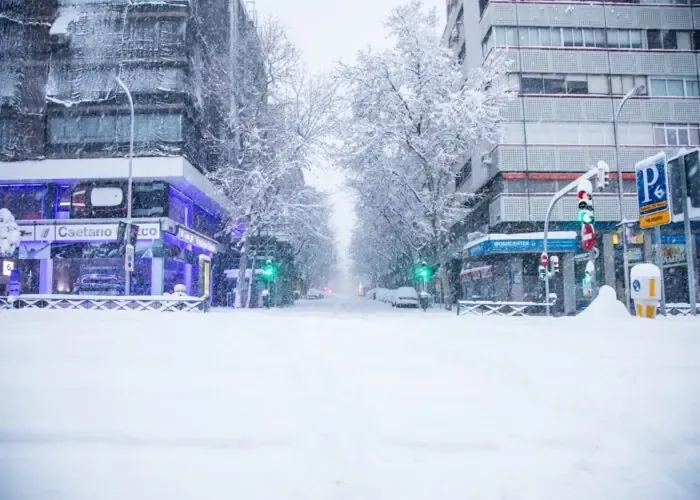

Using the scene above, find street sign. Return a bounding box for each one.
[581,223,595,251]
[635,152,672,229]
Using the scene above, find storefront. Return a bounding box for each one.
[8,218,219,298]
[462,232,580,314]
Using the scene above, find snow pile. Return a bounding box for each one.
[0,207,20,257]
[579,285,631,320]
[2,298,700,499]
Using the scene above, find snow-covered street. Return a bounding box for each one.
[1,298,700,499]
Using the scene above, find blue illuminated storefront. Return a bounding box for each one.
[0,180,222,298]
[461,232,580,314]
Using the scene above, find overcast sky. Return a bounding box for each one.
[254,0,444,286]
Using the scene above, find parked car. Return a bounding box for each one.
[392,287,419,308]
[306,288,324,299]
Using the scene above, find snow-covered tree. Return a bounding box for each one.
[342,0,511,305]
[197,15,339,307]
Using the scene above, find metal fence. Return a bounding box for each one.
[664,303,700,317]
[0,294,207,313]
[456,299,556,317]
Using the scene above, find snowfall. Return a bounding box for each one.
[1,292,700,500]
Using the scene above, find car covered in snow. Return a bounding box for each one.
[392,287,419,308]
[306,288,324,299]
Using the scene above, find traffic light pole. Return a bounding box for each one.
[114,75,134,296]
[543,162,610,316]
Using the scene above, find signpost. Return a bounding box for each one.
[635,153,671,316]
[667,150,699,316]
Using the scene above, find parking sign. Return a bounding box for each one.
[635,152,672,229]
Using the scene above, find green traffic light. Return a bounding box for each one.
[578,210,594,224]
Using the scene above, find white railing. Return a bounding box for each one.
[664,303,700,317]
[456,299,556,317]
[0,294,207,312]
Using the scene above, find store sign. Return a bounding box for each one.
[176,227,218,253]
[2,260,13,277]
[18,222,161,242]
[468,238,578,258]
[661,244,687,268]
[55,223,160,242]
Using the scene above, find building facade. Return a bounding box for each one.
[444,0,700,312]
[0,0,262,297]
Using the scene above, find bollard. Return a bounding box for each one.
[630,263,661,319]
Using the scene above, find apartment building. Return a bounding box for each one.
[444,0,700,313]
[0,0,262,297]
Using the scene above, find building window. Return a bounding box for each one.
[607,29,643,49]
[0,119,15,155]
[485,25,700,52]
[519,74,591,95]
[479,0,489,17]
[49,113,183,145]
[649,77,700,97]
[646,30,683,50]
[609,75,647,95]
[653,123,700,146]
[455,159,473,188]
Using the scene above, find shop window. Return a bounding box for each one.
[0,185,48,220]
[193,204,219,238]
[55,185,72,220]
[168,187,192,226]
[133,181,167,218]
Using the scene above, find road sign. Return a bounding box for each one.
[632,279,641,292]
[635,152,672,229]
[581,223,595,251]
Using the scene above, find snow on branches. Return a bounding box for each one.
[198,14,339,307]
[343,0,511,296]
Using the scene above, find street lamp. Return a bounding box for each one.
[613,85,645,312]
[113,74,135,296]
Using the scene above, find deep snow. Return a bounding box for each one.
[1,296,700,500]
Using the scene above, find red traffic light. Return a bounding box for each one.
[540,253,549,267]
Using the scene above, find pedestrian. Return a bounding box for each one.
[261,288,270,308]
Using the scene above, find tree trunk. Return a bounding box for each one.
[235,234,248,308]
[440,264,452,311]
[246,250,257,308]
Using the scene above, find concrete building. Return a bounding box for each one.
[0,0,261,297]
[444,0,700,313]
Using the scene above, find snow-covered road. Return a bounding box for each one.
[1,298,700,499]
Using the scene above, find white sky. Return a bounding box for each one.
[254,0,445,286]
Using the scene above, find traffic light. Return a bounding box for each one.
[128,224,139,246]
[116,221,127,247]
[261,259,277,280]
[577,179,595,225]
[415,261,432,281]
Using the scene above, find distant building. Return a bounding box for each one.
[443,0,700,313]
[0,0,263,297]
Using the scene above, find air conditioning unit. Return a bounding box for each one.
[49,32,71,49]
[481,153,492,165]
